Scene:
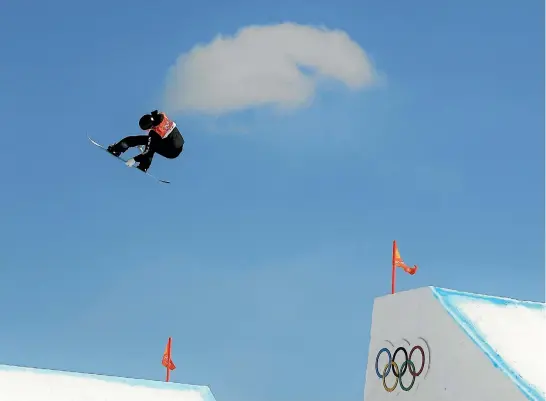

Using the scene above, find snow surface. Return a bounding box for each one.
[432,287,546,400]
[0,365,215,401]
[454,298,546,395]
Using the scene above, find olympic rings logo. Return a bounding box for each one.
[375,345,426,392]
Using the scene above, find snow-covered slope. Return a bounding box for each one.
[432,287,545,400]
[0,364,217,401]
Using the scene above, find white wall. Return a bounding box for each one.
[363,287,528,401]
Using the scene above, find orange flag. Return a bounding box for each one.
[391,240,418,294]
[393,241,418,275]
[162,337,176,371]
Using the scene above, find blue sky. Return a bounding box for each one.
[0,0,543,400]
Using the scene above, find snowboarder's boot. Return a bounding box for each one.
[136,163,149,173]
[107,144,123,157]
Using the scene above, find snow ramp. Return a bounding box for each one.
[0,364,217,401]
[363,286,545,401]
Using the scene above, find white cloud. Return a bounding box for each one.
[164,22,379,115]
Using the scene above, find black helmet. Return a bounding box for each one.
[139,114,155,131]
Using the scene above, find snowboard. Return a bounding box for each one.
[88,135,170,184]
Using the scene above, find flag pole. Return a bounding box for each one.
[391,240,396,294]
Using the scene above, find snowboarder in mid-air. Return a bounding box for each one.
[107,110,184,172]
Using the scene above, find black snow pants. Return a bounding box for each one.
[114,127,184,170]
